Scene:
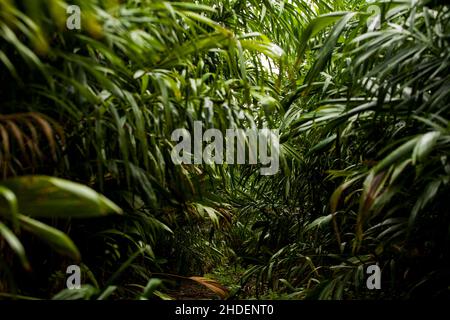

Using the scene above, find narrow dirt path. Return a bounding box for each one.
[166,279,219,300]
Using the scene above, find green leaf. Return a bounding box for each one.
[308,134,337,154]
[140,278,163,300]
[19,214,81,261]
[373,138,419,174]
[412,131,441,165]
[97,286,118,300]
[409,179,442,230]
[0,176,122,218]
[295,12,351,69]
[305,12,357,84]
[0,185,19,230]
[306,214,333,232]
[0,221,30,270]
[52,285,98,300]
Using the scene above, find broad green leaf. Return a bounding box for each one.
[19,214,81,260]
[412,131,441,165]
[0,221,30,270]
[0,185,19,230]
[141,278,163,300]
[0,176,122,218]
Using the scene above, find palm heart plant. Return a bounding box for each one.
[230,0,450,299]
[0,0,285,298]
[0,0,449,299]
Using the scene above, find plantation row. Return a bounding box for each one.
[0,0,449,299]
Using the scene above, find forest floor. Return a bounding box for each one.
[166,279,218,300]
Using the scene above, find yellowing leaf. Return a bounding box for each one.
[189,276,229,299]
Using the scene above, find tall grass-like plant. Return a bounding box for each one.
[234,0,450,299]
[0,0,285,298]
[1,0,448,300]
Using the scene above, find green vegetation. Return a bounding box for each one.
[0,0,449,300]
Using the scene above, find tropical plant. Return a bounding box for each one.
[232,0,450,299]
[1,0,449,300]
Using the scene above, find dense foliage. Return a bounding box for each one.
[0,0,449,299]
